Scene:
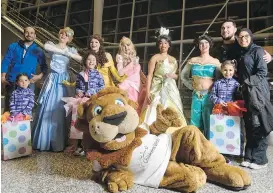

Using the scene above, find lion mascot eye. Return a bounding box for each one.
[115,99,125,106]
[93,106,103,116]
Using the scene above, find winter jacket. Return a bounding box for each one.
[238,43,273,136]
[10,87,35,116]
[1,40,48,82]
[76,69,105,96]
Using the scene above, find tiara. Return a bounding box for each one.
[159,27,169,36]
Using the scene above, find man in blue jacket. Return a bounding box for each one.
[1,26,48,111]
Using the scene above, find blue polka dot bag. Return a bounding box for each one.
[209,115,242,156]
[1,120,32,160]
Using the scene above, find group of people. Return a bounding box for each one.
[1,19,273,170]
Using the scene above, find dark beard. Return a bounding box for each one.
[24,38,33,42]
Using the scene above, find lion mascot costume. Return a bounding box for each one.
[75,87,251,193]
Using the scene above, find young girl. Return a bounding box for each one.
[9,73,35,119]
[210,60,240,106]
[66,53,105,156]
[76,53,105,97]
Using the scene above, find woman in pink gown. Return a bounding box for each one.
[116,37,141,102]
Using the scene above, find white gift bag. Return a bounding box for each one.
[1,120,32,160]
[210,115,242,155]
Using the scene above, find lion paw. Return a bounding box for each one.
[150,104,183,135]
[206,164,251,190]
[106,170,134,193]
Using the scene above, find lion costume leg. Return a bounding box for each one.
[171,125,251,190]
[159,161,206,192]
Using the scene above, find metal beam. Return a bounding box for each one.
[105,33,273,49]
[254,26,273,34]
[101,15,273,37]
[179,0,186,64]
[129,0,136,39]
[143,0,152,74]
[19,0,81,11]
[178,0,186,89]
[93,0,104,35]
[247,0,250,28]
[64,0,71,27]
[35,0,41,25]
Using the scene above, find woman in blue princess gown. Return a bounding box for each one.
[32,27,82,152]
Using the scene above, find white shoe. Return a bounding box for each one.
[249,163,268,170]
[240,161,251,167]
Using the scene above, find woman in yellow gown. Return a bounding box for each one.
[89,34,126,87]
[141,28,187,127]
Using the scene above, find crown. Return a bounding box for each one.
[159,27,169,36]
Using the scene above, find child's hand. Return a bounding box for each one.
[220,101,228,106]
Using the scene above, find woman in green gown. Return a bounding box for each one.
[141,28,187,128]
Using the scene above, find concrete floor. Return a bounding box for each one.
[1,147,272,193]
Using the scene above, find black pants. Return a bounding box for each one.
[4,83,16,112]
[243,114,268,165]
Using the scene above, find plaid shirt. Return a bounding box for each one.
[210,78,240,104]
[9,87,35,116]
[76,69,105,96]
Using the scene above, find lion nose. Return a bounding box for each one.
[103,111,127,126]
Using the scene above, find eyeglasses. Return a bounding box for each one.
[238,35,250,40]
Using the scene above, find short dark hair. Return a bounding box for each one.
[156,35,172,48]
[16,73,29,82]
[194,35,213,49]
[221,19,236,28]
[23,26,36,34]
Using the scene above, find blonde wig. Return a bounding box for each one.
[59,27,74,43]
[118,37,137,67]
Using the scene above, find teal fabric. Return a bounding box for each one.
[190,91,213,139]
[191,64,217,78]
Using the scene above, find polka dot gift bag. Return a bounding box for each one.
[209,115,242,156]
[1,120,32,160]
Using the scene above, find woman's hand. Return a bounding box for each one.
[164,73,177,79]
[116,54,123,64]
[146,93,152,105]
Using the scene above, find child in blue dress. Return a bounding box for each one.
[32,27,82,152]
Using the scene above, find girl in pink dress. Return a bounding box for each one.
[116,37,141,102]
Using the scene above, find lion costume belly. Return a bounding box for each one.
[129,133,172,188]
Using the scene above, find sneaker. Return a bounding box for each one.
[240,161,251,167]
[74,149,85,156]
[249,163,268,170]
[75,148,82,154]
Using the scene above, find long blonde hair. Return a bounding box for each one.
[118,37,137,66]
